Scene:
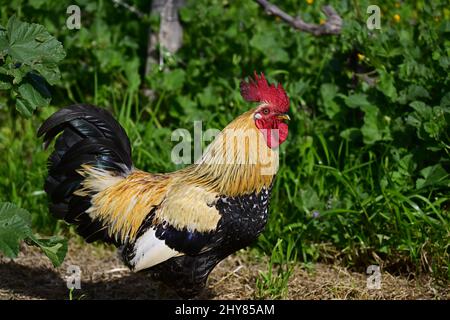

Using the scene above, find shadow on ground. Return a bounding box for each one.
[0,261,218,300]
[1,241,448,300]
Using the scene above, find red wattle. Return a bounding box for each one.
[255,119,288,149]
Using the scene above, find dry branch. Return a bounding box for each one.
[111,0,145,18]
[255,0,343,36]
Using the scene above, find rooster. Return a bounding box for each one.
[38,72,290,298]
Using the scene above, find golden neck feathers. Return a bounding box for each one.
[182,109,279,197]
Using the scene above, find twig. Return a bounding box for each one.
[111,0,145,18]
[103,267,129,274]
[213,265,244,287]
[254,0,343,36]
[92,267,129,276]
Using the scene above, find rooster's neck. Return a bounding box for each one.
[182,110,279,196]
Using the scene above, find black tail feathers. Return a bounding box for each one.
[38,104,132,244]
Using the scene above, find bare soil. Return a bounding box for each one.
[0,240,448,300]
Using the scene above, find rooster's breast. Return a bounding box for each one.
[213,185,272,252]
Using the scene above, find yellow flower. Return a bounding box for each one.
[393,14,401,22]
[319,18,325,25]
[306,0,314,5]
[357,53,365,61]
[444,8,450,19]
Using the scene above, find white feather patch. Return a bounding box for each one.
[130,228,181,271]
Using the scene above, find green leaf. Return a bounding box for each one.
[0,29,8,53]
[0,80,12,90]
[179,6,194,22]
[441,92,450,108]
[4,15,65,85]
[410,101,431,119]
[124,58,141,92]
[320,83,339,118]
[0,202,32,258]
[405,113,421,129]
[163,69,186,91]
[0,56,32,85]
[361,105,390,144]
[250,31,289,63]
[406,85,430,101]
[377,71,397,100]
[361,111,380,144]
[0,202,67,266]
[16,98,34,118]
[345,93,371,110]
[27,234,68,267]
[33,62,63,86]
[198,86,216,108]
[29,0,49,9]
[15,81,50,117]
[340,128,361,141]
[416,164,449,189]
[299,186,321,211]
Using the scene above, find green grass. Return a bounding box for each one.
[256,239,297,299]
[262,110,450,280]
[0,109,57,234]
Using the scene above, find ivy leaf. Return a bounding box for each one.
[27,234,68,267]
[0,202,32,258]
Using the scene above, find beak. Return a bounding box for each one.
[277,114,290,121]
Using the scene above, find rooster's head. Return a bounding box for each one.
[240,72,290,148]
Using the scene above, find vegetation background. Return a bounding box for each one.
[0,0,449,298]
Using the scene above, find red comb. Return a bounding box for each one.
[240,71,289,113]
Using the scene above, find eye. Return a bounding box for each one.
[262,108,270,115]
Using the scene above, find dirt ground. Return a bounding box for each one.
[0,240,448,300]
